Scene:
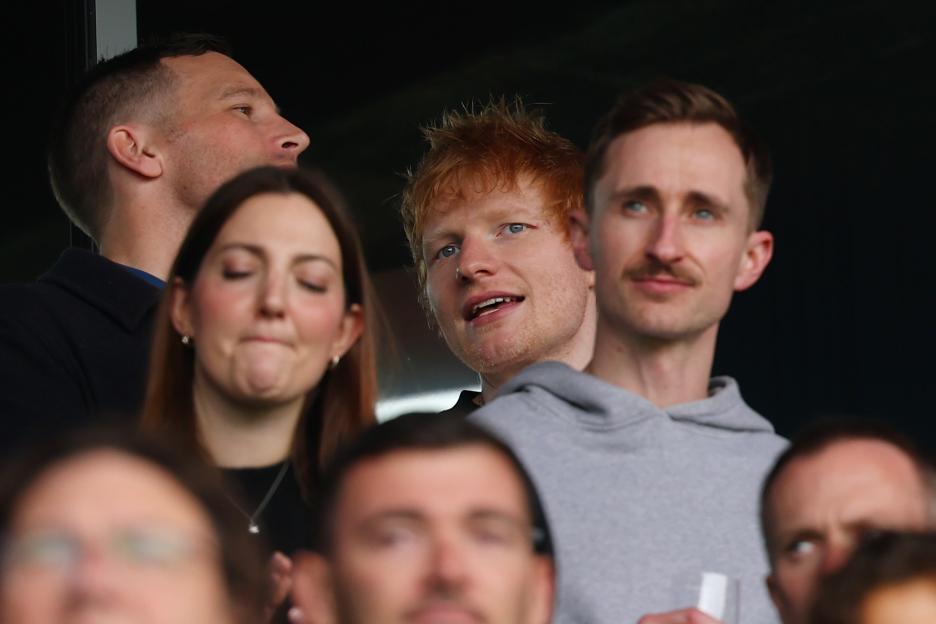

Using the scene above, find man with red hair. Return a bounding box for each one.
[401,100,596,414]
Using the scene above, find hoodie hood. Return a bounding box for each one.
[495,360,776,434]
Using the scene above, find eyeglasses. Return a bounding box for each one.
[1,527,215,574]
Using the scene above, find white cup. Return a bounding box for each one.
[673,571,740,624]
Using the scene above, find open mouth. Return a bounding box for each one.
[466,295,525,321]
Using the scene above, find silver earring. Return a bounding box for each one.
[181,335,191,345]
[329,355,340,369]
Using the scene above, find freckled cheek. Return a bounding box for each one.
[426,279,456,317]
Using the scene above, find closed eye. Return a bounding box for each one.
[222,269,252,280]
[298,279,326,293]
[365,524,425,550]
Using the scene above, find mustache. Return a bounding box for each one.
[626,259,700,286]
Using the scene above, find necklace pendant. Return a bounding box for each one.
[248,522,260,534]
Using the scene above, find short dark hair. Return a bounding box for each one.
[47,33,231,241]
[760,418,936,564]
[142,165,379,498]
[810,531,936,624]
[584,79,772,228]
[0,427,267,624]
[311,413,553,557]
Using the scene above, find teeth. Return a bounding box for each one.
[472,296,515,316]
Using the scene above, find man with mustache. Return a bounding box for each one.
[292,413,555,624]
[0,34,309,450]
[471,80,787,623]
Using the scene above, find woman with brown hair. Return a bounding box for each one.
[142,165,377,561]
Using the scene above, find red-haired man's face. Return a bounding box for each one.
[421,175,595,385]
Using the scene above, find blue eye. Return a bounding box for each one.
[624,200,648,214]
[694,208,715,220]
[505,223,527,234]
[436,244,459,260]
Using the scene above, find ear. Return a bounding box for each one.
[106,124,164,179]
[169,277,195,338]
[331,303,365,362]
[292,551,337,624]
[569,209,594,273]
[766,571,786,620]
[734,229,774,291]
[526,556,556,624]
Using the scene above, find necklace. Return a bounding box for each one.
[226,461,290,534]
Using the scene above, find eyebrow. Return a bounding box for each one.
[421,204,545,248]
[216,243,338,269]
[218,86,281,114]
[608,185,732,212]
[360,507,527,526]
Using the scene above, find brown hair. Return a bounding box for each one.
[760,418,936,565]
[312,413,554,560]
[401,98,584,310]
[584,79,772,228]
[47,33,231,241]
[142,166,378,497]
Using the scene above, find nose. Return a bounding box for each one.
[426,535,468,593]
[645,214,685,265]
[258,272,287,318]
[272,114,310,161]
[66,544,121,606]
[455,236,497,283]
[820,540,852,576]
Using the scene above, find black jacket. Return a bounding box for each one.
[0,248,161,453]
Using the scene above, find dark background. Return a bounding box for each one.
[5,1,934,442]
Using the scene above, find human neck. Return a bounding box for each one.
[192,372,304,468]
[588,319,719,408]
[97,194,195,280]
[478,323,596,404]
[479,371,511,405]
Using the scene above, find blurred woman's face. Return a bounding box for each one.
[0,450,235,624]
[172,192,362,409]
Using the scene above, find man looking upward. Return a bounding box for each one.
[0,34,309,448]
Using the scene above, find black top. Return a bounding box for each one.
[222,462,314,557]
[438,389,482,417]
[0,249,161,454]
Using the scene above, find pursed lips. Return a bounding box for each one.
[242,334,293,346]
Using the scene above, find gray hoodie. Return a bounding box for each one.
[470,361,786,624]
